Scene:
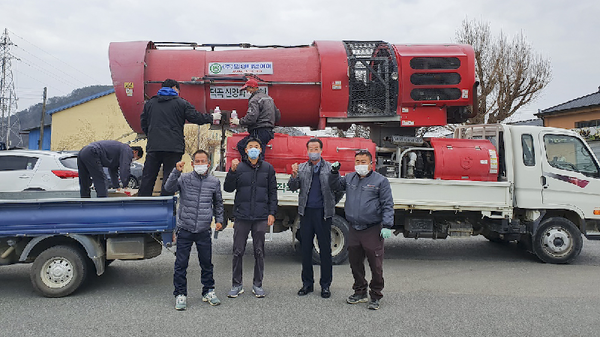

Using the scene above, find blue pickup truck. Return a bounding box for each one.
[0,194,176,297]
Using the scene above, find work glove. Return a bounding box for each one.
[331,161,340,174]
[212,111,222,123]
[380,228,392,239]
[230,117,240,126]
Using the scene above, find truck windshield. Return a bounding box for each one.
[543,134,600,178]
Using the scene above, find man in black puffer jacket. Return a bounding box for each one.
[138,79,216,196]
[224,138,277,299]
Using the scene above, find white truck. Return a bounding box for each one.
[216,124,600,264]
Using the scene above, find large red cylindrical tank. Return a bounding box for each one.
[429,138,499,181]
[109,41,476,134]
[225,133,376,175]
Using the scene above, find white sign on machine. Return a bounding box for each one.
[210,86,268,100]
[208,62,273,75]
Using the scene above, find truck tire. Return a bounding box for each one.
[30,245,88,297]
[532,217,582,264]
[312,215,350,265]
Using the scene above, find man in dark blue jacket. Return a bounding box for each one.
[224,138,277,299]
[77,140,142,198]
[138,79,215,196]
[164,149,224,310]
[330,150,394,310]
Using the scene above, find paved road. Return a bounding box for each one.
[2,230,600,337]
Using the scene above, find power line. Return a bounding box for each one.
[14,44,89,86]
[8,29,102,83]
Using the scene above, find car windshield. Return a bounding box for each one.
[60,156,78,169]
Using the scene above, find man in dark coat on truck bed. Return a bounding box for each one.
[138,79,216,196]
[230,79,280,160]
[77,140,143,198]
[223,138,278,299]
[329,150,394,310]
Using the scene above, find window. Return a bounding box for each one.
[575,119,600,128]
[410,57,461,69]
[522,134,535,166]
[60,156,78,169]
[543,134,599,177]
[0,156,38,171]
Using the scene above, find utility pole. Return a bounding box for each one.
[0,28,20,148]
[39,87,47,149]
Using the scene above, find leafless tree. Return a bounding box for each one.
[456,18,552,124]
[183,124,220,161]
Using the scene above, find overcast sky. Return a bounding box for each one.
[1,0,599,121]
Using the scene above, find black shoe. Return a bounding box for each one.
[321,287,331,298]
[297,286,314,296]
[347,293,368,304]
[367,298,380,310]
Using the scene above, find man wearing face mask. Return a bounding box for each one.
[329,150,394,310]
[287,138,342,298]
[164,150,224,310]
[224,138,278,299]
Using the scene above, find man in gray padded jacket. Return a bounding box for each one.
[164,149,224,311]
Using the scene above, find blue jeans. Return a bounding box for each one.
[173,228,214,296]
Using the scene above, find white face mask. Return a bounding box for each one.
[194,164,208,175]
[355,165,370,176]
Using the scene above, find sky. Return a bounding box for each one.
[1,0,599,122]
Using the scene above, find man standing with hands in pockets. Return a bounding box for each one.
[224,138,278,298]
[164,150,224,311]
[287,138,340,298]
[329,150,394,310]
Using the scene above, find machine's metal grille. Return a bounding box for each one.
[344,41,398,117]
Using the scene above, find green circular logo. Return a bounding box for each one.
[210,63,222,74]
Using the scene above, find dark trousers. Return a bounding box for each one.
[173,228,215,297]
[348,224,385,300]
[138,151,182,196]
[300,208,332,288]
[77,146,108,198]
[236,128,274,160]
[232,219,267,287]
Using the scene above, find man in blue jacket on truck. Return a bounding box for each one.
[77,140,143,198]
[329,150,394,310]
[164,149,224,311]
[224,138,278,299]
[139,79,216,197]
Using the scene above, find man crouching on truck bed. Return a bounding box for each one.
[164,149,224,311]
[329,150,394,310]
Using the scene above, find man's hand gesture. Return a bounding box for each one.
[175,161,185,172]
[291,163,299,178]
[231,159,239,172]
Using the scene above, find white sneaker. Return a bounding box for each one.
[175,294,186,310]
[202,290,221,306]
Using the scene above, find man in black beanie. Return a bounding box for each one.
[138,79,215,196]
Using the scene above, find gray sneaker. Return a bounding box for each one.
[202,289,221,306]
[346,293,368,304]
[367,298,380,310]
[175,294,187,310]
[227,285,244,298]
[252,285,265,298]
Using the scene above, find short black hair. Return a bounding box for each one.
[162,79,180,90]
[355,149,372,161]
[131,146,143,158]
[245,137,262,148]
[192,149,210,161]
[306,138,323,149]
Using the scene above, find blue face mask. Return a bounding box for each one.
[247,148,261,160]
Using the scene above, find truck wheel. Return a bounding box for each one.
[30,245,88,297]
[312,215,350,265]
[532,217,582,264]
